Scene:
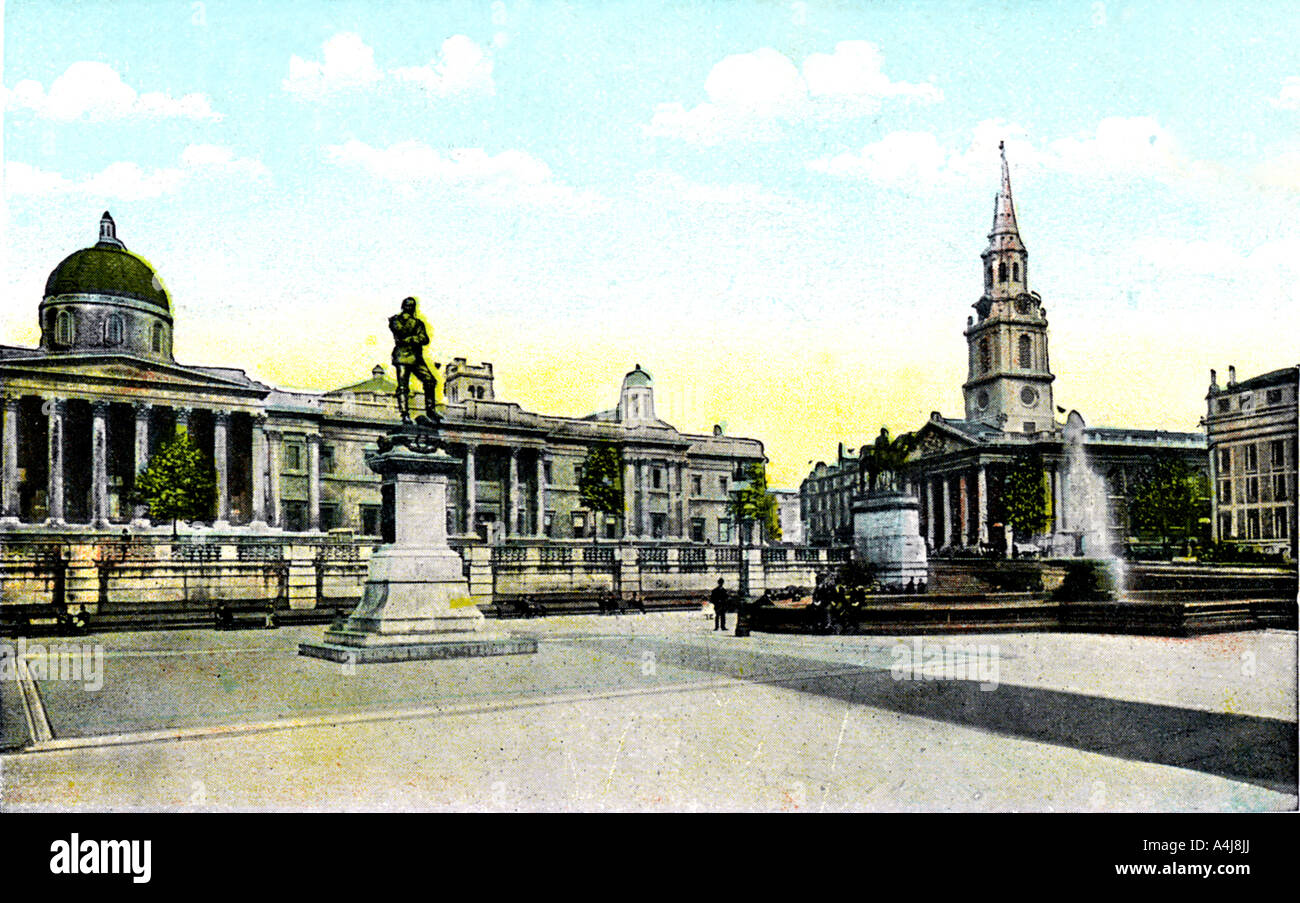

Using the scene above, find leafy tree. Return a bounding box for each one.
[133,430,217,536]
[727,461,782,543]
[1001,455,1050,541]
[1128,456,1206,557]
[577,442,623,542]
[861,427,918,493]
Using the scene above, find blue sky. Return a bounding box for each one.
[4,0,1298,486]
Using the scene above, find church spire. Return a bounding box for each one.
[988,142,1024,251]
[980,140,1027,299]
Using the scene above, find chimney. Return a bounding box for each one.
[1209,368,1217,390]
[1228,365,1237,386]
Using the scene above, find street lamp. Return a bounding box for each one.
[730,461,753,602]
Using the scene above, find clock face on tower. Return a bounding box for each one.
[1016,297,1032,315]
[976,390,990,409]
[1021,386,1039,406]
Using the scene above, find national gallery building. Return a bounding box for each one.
[803,148,1210,554]
[0,213,764,542]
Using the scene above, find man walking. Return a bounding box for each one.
[710,577,729,631]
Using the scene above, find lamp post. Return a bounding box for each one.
[730,463,753,602]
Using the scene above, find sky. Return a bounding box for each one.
[2,0,1298,488]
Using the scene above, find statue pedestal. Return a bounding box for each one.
[300,439,536,664]
[852,491,928,588]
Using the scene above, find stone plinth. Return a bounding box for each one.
[300,437,536,664]
[852,491,928,588]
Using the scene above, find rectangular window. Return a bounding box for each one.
[359,504,381,537]
[690,518,705,542]
[1267,388,1283,405]
[650,512,666,538]
[574,465,583,484]
[1274,474,1288,502]
[1218,448,1231,472]
[543,461,553,483]
[283,442,303,471]
[319,444,335,474]
[1272,439,1286,469]
[605,515,618,539]
[571,511,587,537]
[718,519,732,543]
[1217,398,1231,413]
[1219,513,1233,540]
[719,476,728,494]
[1246,477,1259,503]
[1246,509,1261,539]
[1219,480,1232,505]
[543,510,554,537]
[319,503,340,532]
[652,468,662,489]
[1023,422,1036,434]
[1245,445,1258,472]
[1276,508,1290,539]
[691,475,702,496]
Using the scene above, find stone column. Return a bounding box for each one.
[623,458,637,537]
[977,464,989,545]
[91,399,110,528]
[266,427,283,529]
[308,433,321,532]
[464,444,477,534]
[958,472,970,546]
[941,475,952,550]
[507,447,520,536]
[212,411,230,527]
[175,405,191,434]
[250,414,268,527]
[673,462,685,538]
[45,397,66,526]
[534,453,546,537]
[1051,466,1063,532]
[132,402,151,525]
[1,396,20,524]
[928,478,940,551]
[637,460,647,537]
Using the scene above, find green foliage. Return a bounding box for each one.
[861,427,918,492]
[727,461,782,542]
[1001,455,1050,540]
[132,430,217,535]
[1128,456,1207,552]
[578,442,623,537]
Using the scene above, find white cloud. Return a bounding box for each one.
[283,32,383,98]
[285,32,495,101]
[391,35,494,98]
[324,140,596,207]
[1269,76,1300,111]
[1252,150,1300,191]
[6,145,267,201]
[634,169,797,208]
[3,61,220,121]
[646,43,941,145]
[809,117,1220,191]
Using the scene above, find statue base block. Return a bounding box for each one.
[299,443,537,665]
[853,491,929,588]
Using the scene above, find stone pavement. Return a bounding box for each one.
[0,611,1295,811]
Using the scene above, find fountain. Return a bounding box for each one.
[1054,411,1126,600]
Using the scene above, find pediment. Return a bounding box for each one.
[907,421,980,461]
[0,352,266,396]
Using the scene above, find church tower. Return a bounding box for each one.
[962,143,1055,434]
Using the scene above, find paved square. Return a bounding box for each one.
[1,612,1295,811]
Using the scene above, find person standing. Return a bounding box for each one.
[710,577,729,631]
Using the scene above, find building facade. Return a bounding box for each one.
[0,213,765,542]
[802,146,1209,554]
[799,443,859,546]
[1205,365,1298,558]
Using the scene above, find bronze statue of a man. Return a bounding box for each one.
[388,296,440,425]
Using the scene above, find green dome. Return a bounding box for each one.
[44,214,170,311]
[623,363,652,387]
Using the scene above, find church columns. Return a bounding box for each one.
[212,411,230,527]
[507,447,520,536]
[249,415,268,527]
[929,478,940,551]
[91,400,110,528]
[44,398,66,526]
[464,444,477,534]
[977,464,989,546]
[534,453,546,538]
[307,433,321,532]
[941,476,952,550]
[1,396,20,524]
[132,402,151,525]
[266,428,283,529]
[958,473,970,546]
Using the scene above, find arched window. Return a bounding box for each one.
[998,261,1007,283]
[55,310,75,346]
[1018,334,1033,369]
[1012,261,1019,281]
[104,314,124,346]
[985,265,993,290]
[151,322,164,353]
[979,338,991,374]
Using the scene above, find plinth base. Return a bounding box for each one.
[299,634,538,664]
